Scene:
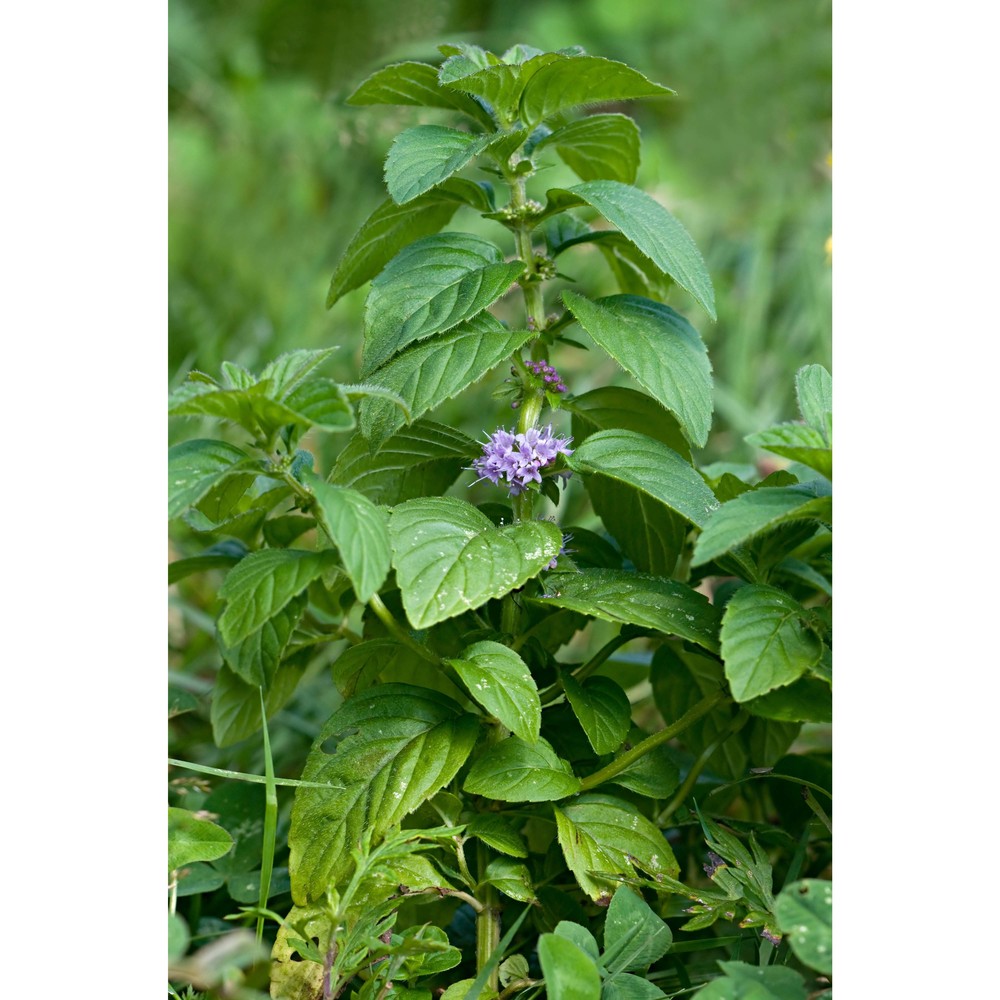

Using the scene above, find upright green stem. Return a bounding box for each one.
[579,690,729,791]
[499,152,547,635]
[475,725,506,994]
[476,839,502,994]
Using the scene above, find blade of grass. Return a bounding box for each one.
[257,687,277,947]
[167,757,342,790]
[802,788,832,835]
[702,772,831,803]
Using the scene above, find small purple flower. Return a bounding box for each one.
[471,424,573,496]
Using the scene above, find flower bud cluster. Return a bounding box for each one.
[471,425,573,496]
[524,359,568,393]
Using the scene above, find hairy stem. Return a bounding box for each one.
[476,841,502,994]
[579,690,730,791]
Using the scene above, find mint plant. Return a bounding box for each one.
[169,41,833,1000]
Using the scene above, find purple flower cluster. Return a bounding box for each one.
[524,359,568,393]
[471,425,573,496]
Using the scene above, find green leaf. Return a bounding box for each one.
[562,674,631,754]
[174,862,226,897]
[795,365,832,443]
[331,420,476,506]
[563,416,686,572]
[217,549,337,647]
[542,211,592,254]
[362,233,524,375]
[438,43,499,79]
[608,727,681,799]
[398,926,463,978]
[563,293,713,446]
[193,470,258,524]
[389,497,562,629]
[554,793,679,901]
[481,856,535,902]
[535,113,640,183]
[499,954,529,989]
[447,641,541,743]
[597,235,675,300]
[569,428,719,529]
[603,885,673,973]
[551,227,675,299]
[385,125,493,205]
[330,639,418,698]
[720,585,823,702]
[695,961,807,1000]
[466,814,528,858]
[692,483,832,567]
[328,193,460,307]
[359,316,532,450]
[168,540,247,584]
[554,184,715,319]
[299,473,391,603]
[210,654,309,748]
[602,974,667,999]
[289,684,479,903]
[580,473,688,578]
[537,933,602,1000]
[464,735,580,802]
[650,647,747,780]
[442,62,530,122]
[168,807,233,871]
[440,52,558,123]
[502,44,546,64]
[168,440,256,519]
[773,880,832,975]
[263,514,314,548]
[169,378,354,438]
[346,60,490,123]
[259,348,338,396]
[270,905,329,999]
[535,569,721,654]
[554,922,599,961]
[168,912,190,962]
[743,676,831,723]
[745,424,832,480]
[218,592,306,686]
[440,981,483,1000]
[362,852,455,899]
[520,56,673,126]
[340,381,411,421]
[569,386,690,460]
[279,378,356,432]
[220,360,255,389]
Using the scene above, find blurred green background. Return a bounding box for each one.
[169,0,831,459]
